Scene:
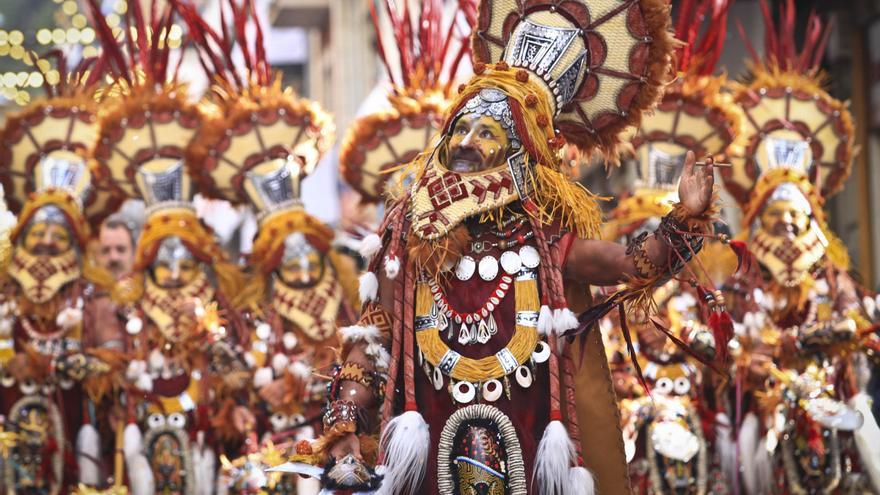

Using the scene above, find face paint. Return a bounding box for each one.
[277,233,324,288]
[759,199,811,239]
[24,220,73,256]
[151,237,199,289]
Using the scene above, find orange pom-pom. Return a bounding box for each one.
[295,439,313,455]
[474,63,486,74]
[525,94,538,107]
[536,115,549,127]
[515,70,529,82]
[495,61,509,71]
[458,84,466,94]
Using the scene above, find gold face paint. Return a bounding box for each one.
[278,251,324,288]
[759,200,811,239]
[446,114,510,174]
[152,258,199,289]
[23,222,73,256]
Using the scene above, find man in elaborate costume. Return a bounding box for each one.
[719,2,880,492]
[602,2,745,492]
[172,2,345,492]
[85,3,254,492]
[0,58,126,492]
[277,1,725,493]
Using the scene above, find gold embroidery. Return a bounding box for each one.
[7,248,80,304]
[272,260,343,342]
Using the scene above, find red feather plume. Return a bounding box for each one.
[739,0,832,75]
[673,0,732,76]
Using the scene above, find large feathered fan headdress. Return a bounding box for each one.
[339,0,475,203]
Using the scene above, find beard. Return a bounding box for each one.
[751,225,826,287]
[7,247,80,303]
[448,145,491,173]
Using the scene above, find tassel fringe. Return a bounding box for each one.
[568,466,596,495]
[533,420,575,495]
[377,411,430,495]
[359,271,379,303]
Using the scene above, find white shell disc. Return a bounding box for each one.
[478,256,499,281]
[125,317,143,335]
[1,375,14,387]
[519,245,540,268]
[19,379,36,396]
[515,366,533,388]
[58,379,74,390]
[500,251,522,274]
[532,341,551,363]
[455,256,476,281]
[452,381,476,403]
[482,379,503,402]
[255,322,272,340]
[433,367,444,391]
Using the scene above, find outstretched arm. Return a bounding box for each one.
[565,151,716,285]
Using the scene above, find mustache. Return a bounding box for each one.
[449,145,484,164]
[30,244,61,256]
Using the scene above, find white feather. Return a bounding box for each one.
[365,342,391,373]
[850,393,880,493]
[123,422,144,460]
[359,272,379,303]
[384,256,401,280]
[376,411,430,495]
[76,423,101,485]
[271,353,290,374]
[538,305,554,336]
[568,466,596,495]
[753,434,773,495]
[192,443,216,495]
[127,454,155,495]
[534,420,575,495]
[339,324,381,345]
[148,349,165,371]
[254,367,274,388]
[738,412,760,495]
[552,308,579,334]
[358,234,382,261]
[297,475,322,495]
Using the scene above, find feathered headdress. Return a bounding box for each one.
[606,0,745,240]
[720,0,853,268]
[0,52,119,242]
[338,0,475,203]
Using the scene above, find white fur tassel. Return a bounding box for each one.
[193,442,216,495]
[534,420,575,495]
[568,466,596,495]
[738,412,761,495]
[76,423,101,485]
[714,413,737,488]
[850,393,880,493]
[127,454,155,495]
[538,305,554,336]
[384,255,401,280]
[254,367,274,388]
[553,308,579,334]
[123,422,143,459]
[358,234,382,261]
[377,411,430,495]
[359,272,379,303]
[271,353,290,374]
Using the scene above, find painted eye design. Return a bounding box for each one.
[674,377,692,395]
[270,413,287,431]
[168,413,186,429]
[655,377,674,395]
[147,413,166,429]
[289,414,306,428]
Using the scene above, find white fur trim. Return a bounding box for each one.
[552,308,579,334]
[125,316,143,335]
[288,360,312,380]
[384,255,401,280]
[254,367,274,388]
[738,412,769,495]
[76,423,101,485]
[715,413,737,489]
[126,360,147,381]
[377,411,430,495]
[56,307,83,330]
[365,342,391,373]
[538,305,554,336]
[243,351,256,368]
[271,353,290,374]
[359,272,379,303]
[534,420,575,494]
[850,393,880,493]
[340,324,381,345]
[358,234,382,261]
[569,466,596,495]
[127,454,155,495]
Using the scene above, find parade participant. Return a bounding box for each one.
[719,1,880,492]
[275,1,726,493]
[85,2,253,492]
[602,1,745,492]
[172,1,340,492]
[0,55,126,492]
[339,0,474,206]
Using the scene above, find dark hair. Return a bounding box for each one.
[101,215,137,247]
